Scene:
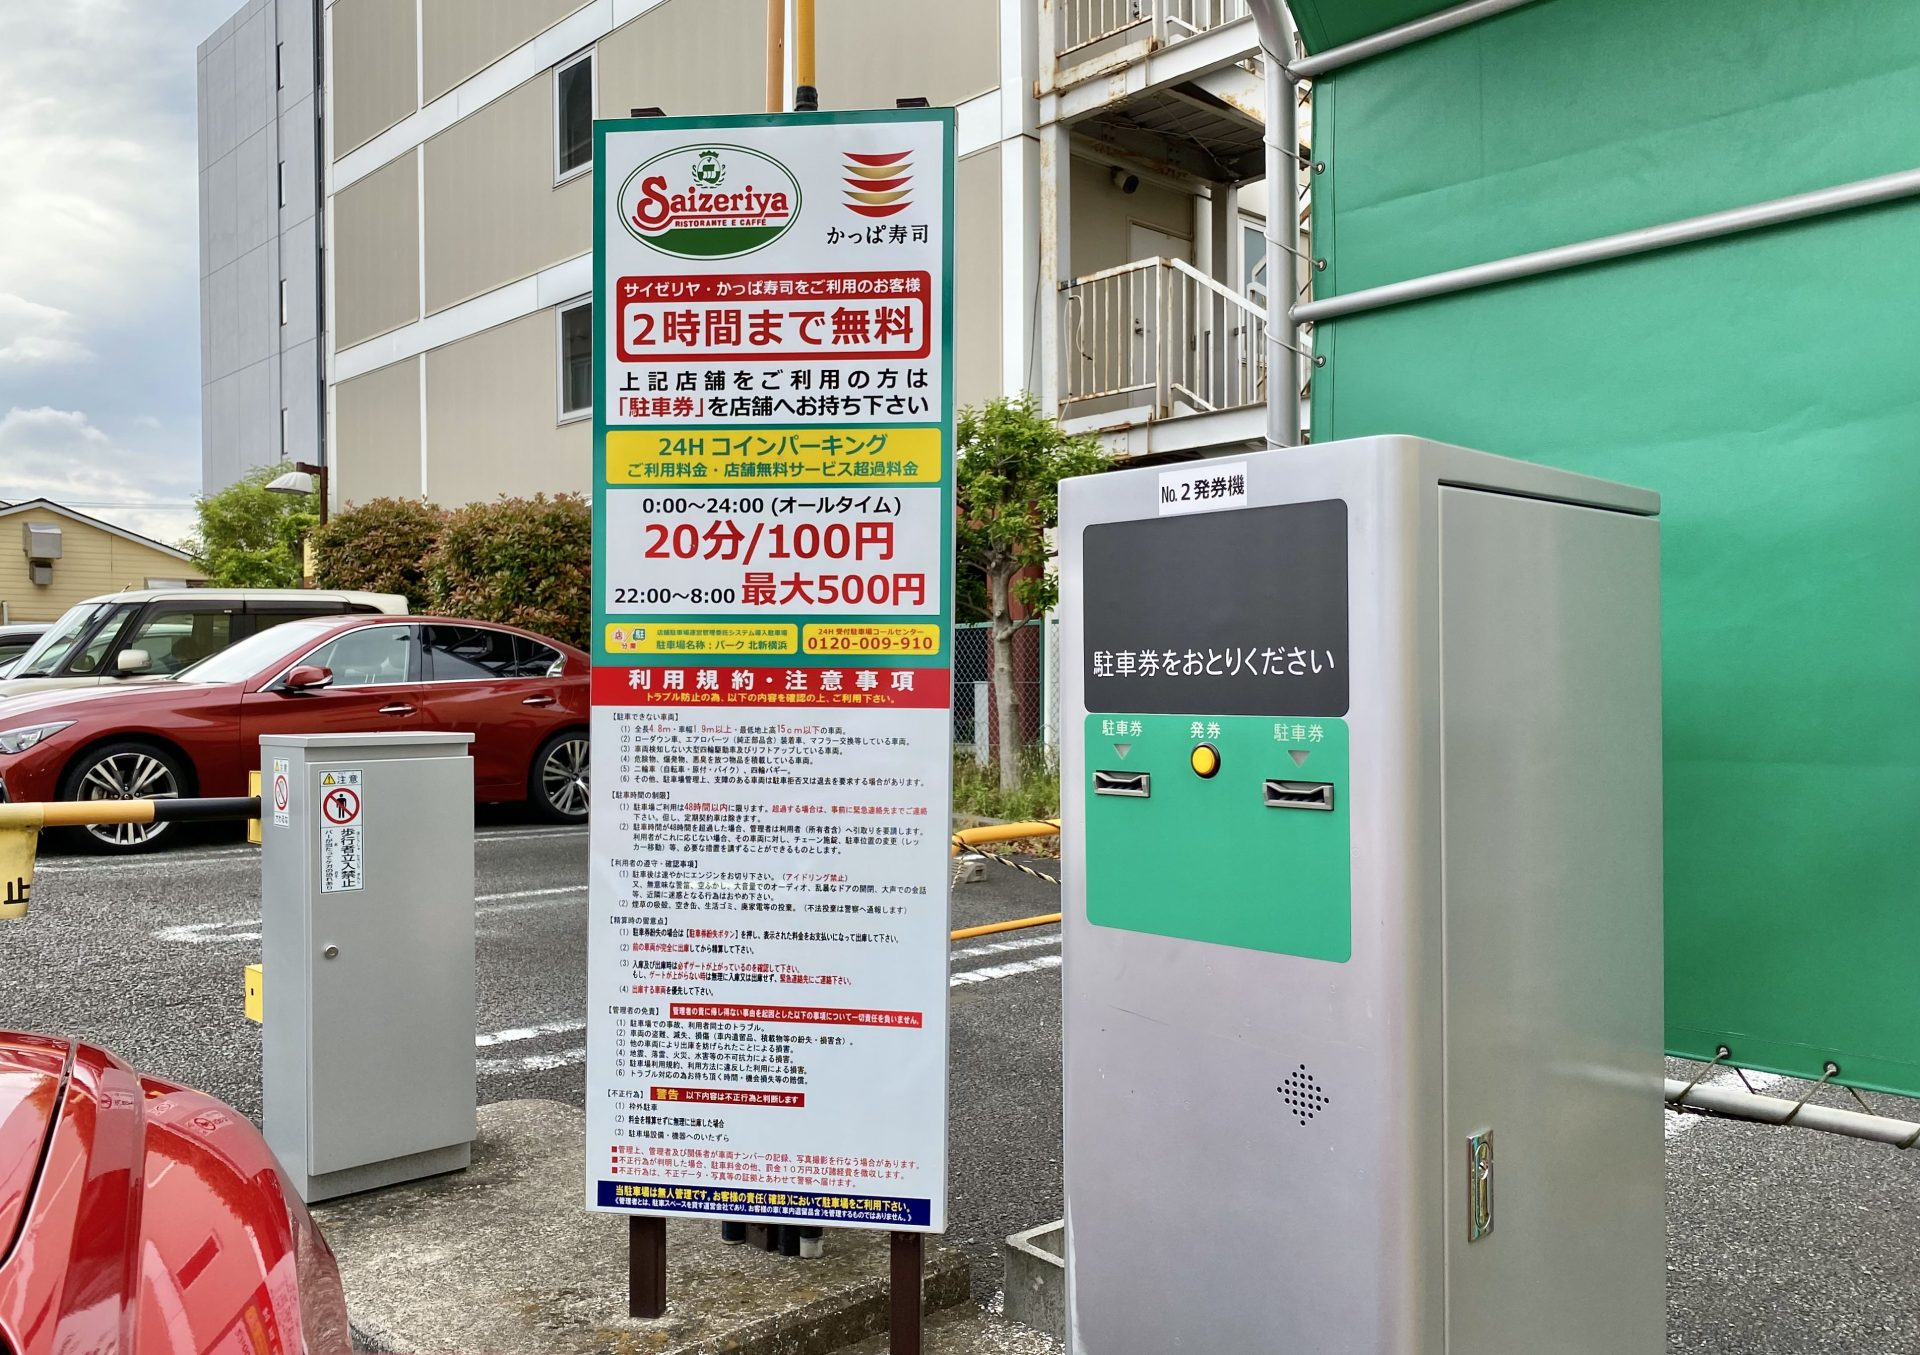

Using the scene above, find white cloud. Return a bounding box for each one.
[0,293,92,368]
[0,406,198,546]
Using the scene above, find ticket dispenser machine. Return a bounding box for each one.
[1060,437,1664,1353]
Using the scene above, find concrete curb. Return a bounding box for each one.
[1001,1221,1065,1342]
[314,1100,968,1355]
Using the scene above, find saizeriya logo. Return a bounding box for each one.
[619,143,799,258]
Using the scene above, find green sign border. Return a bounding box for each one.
[591,108,957,672]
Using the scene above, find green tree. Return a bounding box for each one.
[185,463,317,587]
[429,494,592,649]
[956,394,1112,790]
[313,497,446,611]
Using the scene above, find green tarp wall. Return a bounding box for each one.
[1306,0,1920,1094]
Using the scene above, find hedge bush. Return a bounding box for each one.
[428,494,592,650]
[312,498,446,611]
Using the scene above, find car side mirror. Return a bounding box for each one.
[115,648,153,676]
[285,665,334,692]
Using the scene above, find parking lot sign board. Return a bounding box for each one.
[587,109,954,1231]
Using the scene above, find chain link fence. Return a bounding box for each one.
[952,619,1062,769]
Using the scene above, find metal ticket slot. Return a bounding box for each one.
[1059,436,1665,1353]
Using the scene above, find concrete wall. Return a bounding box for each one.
[1067,155,1196,277]
[333,149,421,346]
[426,312,592,502]
[423,0,591,101]
[330,0,417,153]
[423,73,590,314]
[199,0,325,494]
[818,0,999,111]
[334,358,423,504]
[596,0,766,118]
[955,146,1002,412]
[0,512,203,624]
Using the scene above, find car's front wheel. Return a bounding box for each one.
[59,741,189,853]
[532,731,590,824]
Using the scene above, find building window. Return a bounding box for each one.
[1242,220,1268,310]
[558,300,592,421]
[280,279,289,326]
[555,51,594,182]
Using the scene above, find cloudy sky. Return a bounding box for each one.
[0,0,243,546]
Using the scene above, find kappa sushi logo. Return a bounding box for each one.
[620,144,800,257]
[843,151,912,218]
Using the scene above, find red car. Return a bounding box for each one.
[0,1032,352,1355]
[0,617,590,852]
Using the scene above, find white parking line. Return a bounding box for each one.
[38,826,583,876]
[1665,1070,1783,1139]
[35,846,260,874]
[476,936,1065,1077]
[153,884,589,943]
[951,953,1063,987]
[475,1018,587,1048]
[951,932,1058,963]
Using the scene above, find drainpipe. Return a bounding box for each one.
[1246,0,1296,448]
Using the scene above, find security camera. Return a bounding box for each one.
[1110,166,1140,194]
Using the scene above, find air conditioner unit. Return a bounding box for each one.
[23,522,62,561]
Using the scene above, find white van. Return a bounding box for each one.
[0,589,409,698]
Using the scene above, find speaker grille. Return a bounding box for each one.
[1278,1065,1331,1125]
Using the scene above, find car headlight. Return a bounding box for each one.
[0,722,73,755]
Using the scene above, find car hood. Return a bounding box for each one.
[0,1035,351,1355]
[0,681,211,727]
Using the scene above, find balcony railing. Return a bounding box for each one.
[1060,256,1267,425]
[1056,0,1252,62]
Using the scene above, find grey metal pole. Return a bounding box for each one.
[1257,36,1294,447]
[1665,1078,1920,1150]
[1295,164,1920,325]
[1287,0,1548,80]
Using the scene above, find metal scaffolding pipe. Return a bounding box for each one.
[1286,0,1549,80]
[1665,1078,1920,1150]
[1245,0,1296,447]
[1295,164,1920,325]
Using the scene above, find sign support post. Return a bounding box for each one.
[588,107,956,1345]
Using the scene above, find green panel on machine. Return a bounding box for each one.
[1084,714,1351,961]
[1310,0,1920,1092]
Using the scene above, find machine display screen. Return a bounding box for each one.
[1082,500,1348,716]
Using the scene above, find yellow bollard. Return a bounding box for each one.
[0,824,37,920]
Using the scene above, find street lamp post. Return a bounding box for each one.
[265,461,328,525]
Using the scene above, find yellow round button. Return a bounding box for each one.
[1190,744,1221,778]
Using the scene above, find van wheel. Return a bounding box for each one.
[58,742,188,853]
[532,732,590,823]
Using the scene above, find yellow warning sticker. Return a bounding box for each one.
[801,623,942,658]
[605,622,798,656]
[606,427,941,485]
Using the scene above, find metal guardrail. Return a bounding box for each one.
[1057,0,1251,60]
[0,796,262,919]
[1061,256,1267,423]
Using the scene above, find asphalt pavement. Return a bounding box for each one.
[3,823,1917,1349]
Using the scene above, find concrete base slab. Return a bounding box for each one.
[312,1100,968,1354]
[840,1305,1065,1355]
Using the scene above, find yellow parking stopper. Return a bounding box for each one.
[245,964,264,1024]
[0,824,38,920]
[247,770,263,845]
